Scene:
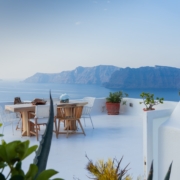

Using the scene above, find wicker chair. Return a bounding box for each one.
[28,104,57,141]
[55,105,85,138]
[81,97,95,128]
[0,106,21,135]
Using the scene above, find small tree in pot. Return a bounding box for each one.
[106,91,128,115]
[139,92,164,111]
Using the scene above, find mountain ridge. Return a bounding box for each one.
[103,65,180,89]
[23,65,120,84]
[23,65,180,89]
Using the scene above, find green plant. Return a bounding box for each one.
[33,93,56,178]
[106,91,128,103]
[86,156,131,180]
[0,93,63,180]
[139,92,164,110]
[86,157,173,180]
[0,140,63,180]
[147,161,172,180]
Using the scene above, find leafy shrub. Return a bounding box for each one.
[106,91,128,103]
[0,140,63,180]
[139,92,164,110]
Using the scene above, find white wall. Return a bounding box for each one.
[90,97,177,115]
[159,102,180,180]
[143,109,175,180]
[91,98,178,180]
[91,98,106,114]
[1,98,179,180]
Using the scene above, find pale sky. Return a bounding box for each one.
[0,0,180,80]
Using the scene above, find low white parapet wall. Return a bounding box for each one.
[142,108,175,180]
[159,101,180,180]
[0,98,179,180]
[91,97,178,115]
[91,98,178,180]
[121,98,177,115]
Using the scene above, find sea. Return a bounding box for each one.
[0,81,179,102]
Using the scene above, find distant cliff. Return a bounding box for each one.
[103,66,180,89]
[23,65,120,84]
[23,65,180,88]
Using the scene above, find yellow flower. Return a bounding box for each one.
[125,176,132,180]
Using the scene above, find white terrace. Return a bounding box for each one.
[0,98,179,180]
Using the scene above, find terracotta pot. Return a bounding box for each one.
[143,108,155,111]
[106,102,120,115]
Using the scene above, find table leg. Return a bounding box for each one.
[21,111,30,136]
[64,120,77,130]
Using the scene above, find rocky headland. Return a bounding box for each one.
[23,65,119,85]
[23,65,180,89]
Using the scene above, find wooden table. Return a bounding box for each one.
[5,100,88,137]
[5,104,35,136]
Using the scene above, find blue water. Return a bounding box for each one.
[0,81,179,102]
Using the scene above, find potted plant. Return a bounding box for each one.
[106,91,128,115]
[139,92,164,111]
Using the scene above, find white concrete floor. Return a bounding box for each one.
[1,113,143,180]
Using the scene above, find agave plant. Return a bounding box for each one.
[147,162,153,180]
[33,93,55,177]
[164,162,173,180]
[0,93,63,180]
[147,161,172,180]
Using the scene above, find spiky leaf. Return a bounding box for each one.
[34,93,55,177]
[147,161,153,180]
[164,162,173,180]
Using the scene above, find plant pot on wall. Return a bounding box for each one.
[143,108,155,111]
[106,102,120,115]
[106,91,128,115]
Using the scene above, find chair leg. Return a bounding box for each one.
[35,124,39,141]
[21,119,23,132]
[16,119,21,130]
[36,125,40,131]
[66,120,70,138]
[89,115,94,129]
[77,119,86,136]
[16,113,22,131]
[57,119,61,138]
